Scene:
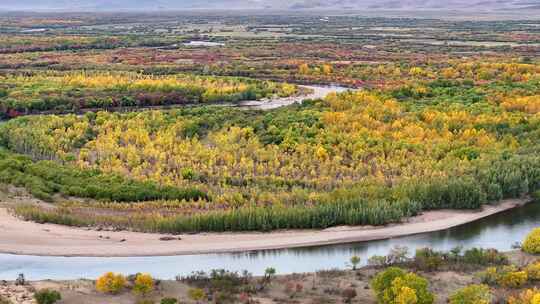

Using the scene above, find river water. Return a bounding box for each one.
[238,85,352,110]
[0,201,538,281]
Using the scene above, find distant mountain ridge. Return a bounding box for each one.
[1,0,540,11]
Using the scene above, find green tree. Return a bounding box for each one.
[264,267,276,283]
[350,256,361,270]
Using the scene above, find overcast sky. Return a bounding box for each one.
[0,0,539,11]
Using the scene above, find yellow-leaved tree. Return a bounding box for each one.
[523,228,540,254]
[133,273,154,296]
[96,272,126,294]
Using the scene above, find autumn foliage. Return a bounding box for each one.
[523,228,540,255]
[96,272,127,294]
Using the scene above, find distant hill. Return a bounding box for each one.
[1,0,540,11]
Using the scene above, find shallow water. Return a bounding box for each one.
[238,85,352,110]
[182,41,225,47]
[0,201,538,280]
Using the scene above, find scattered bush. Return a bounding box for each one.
[342,288,357,303]
[393,285,417,304]
[414,247,444,271]
[370,246,507,272]
[350,256,361,270]
[462,248,508,266]
[371,267,434,304]
[371,267,406,296]
[478,267,500,286]
[160,298,178,304]
[133,273,155,295]
[178,269,251,296]
[96,272,127,294]
[34,289,61,304]
[479,266,529,288]
[507,288,540,304]
[264,267,276,284]
[449,284,492,304]
[368,255,390,267]
[526,261,540,281]
[384,246,410,265]
[499,270,528,288]
[188,288,206,303]
[523,228,540,254]
[0,296,11,304]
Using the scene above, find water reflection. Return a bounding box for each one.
[0,201,538,280]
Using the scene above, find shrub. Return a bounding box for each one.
[160,298,178,304]
[371,267,434,304]
[133,273,154,295]
[462,248,508,266]
[507,288,540,304]
[188,288,206,303]
[96,272,127,294]
[394,285,417,304]
[523,228,540,254]
[368,255,389,267]
[264,267,276,283]
[0,296,11,304]
[478,267,500,285]
[371,267,407,298]
[178,269,250,295]
[479,265,529,288]
[390,274,434,304]
[34,289,61,304]
[526,261,540,281]
[350,256,361,270]
[342,288,358,303]
[499,269,528,288]
[414,247,444,271]
[387,246,410,265]
[367,246,411,268]
[449,284,492,304]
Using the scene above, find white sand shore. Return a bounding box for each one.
[0,198,528,257]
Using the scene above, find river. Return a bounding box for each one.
[237,85,351,110]
[0,201,538,281]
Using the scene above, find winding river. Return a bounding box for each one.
[0,201,538,281]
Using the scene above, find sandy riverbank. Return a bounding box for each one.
[0,198,529,257]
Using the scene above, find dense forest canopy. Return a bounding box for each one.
[2,61,540,232]
[0,71,298,118]
[0,12,538,233]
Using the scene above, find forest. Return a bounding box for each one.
[0,12,539,233]
[0,72,298,118]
